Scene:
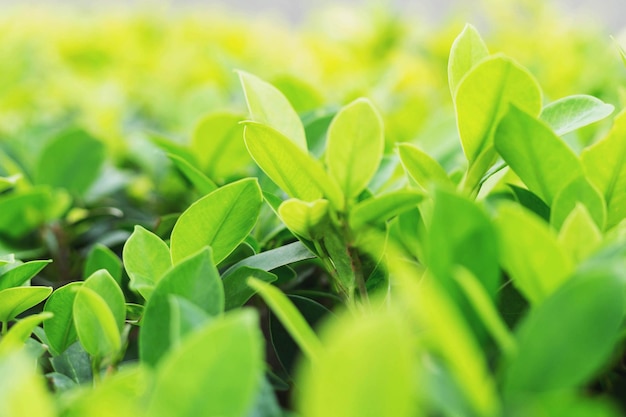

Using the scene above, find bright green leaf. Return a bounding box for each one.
[326,98,384,199]
[44,282,82,356]
[551,176,606,230]
[448,23,489,95]
[73,286,121,359]
[168,296,211,350]
[495,203,573,304]
[494,105,583,204]
[223,267,277,310]
[455,55,542,163]
[0,259,51,291]
[540,95,614,136]
[84,245,122,285]
[222,241,315,278]
[0,286,52,323]
[170,178,263,265]
[397,143,452,190]
[244,122,344,209]
[349,189,424,231]
[167,153,217,195]
[0,312,53,355]
[123,225,172,300]
[558,204,603,262]
[83,269,126,332]
[248,278,321,361]
[147,309,263,417]
[140,248,224,366]
[581,110,626,228]
[278,198,330,240]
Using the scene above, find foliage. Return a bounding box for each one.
[1,3,626,417]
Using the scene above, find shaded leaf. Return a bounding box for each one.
[84,245,122,285]
[223,267,277,310]
[167,153,217,195]
[349,189,424,231]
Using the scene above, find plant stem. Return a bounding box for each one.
[91,357,101,387]
[1,320,6,336]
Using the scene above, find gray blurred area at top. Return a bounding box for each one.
[0,0,624,31]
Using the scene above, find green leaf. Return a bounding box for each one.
[147,309,263,417]
[168,296,210,350]
[508,185,550,222]
[247,278,321,361]
[325,98,384,199]
[397,143,452,190]
[551,176,606,230]
[244,122,344,209]
[0,254,15,266]
[167,153,217,195]
[0,352,56,417]
[238,70,307,151]
[540,95,615,136]
[503,268,624,394]
[170,178,263,265]
[191,112,250,181]
[495,203,573,304]
[50,342,92,384]
[140,248,224,366]
[123,225,172,300]
[0,286,52,323]
[494,105,583,204]
[84,244,123,285]
[83,269,126,332]
[44,282,82,356]
[455,55,542,163]
[558,204,603,262]
[0,312,53,355]
[349,189,424,231]
[222,241,315,278]
[0,174,20,193]
[73,286,121,359]
[581,110,626,228]
[297,310,416,417]
[34,129,105,196]
[278,198,330,240]
[448,23,489,95]
[0,259,51,291]
[223,267,277,310]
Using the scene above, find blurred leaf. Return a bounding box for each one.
[278,198,330,240]
[581,110,626,228]
[508,184,550,222]
[223,266,277,310]
[551,176,606,230]
[168,295,211,349]
[244,122,344,210]
[495,203,573,304]
[398,143,452,190]
[34,129,105,196]
[238,70,307,150]
[0,286,52,323]
[170,178,263,265]
[123,225,172,300]
[0,174,20,193]
[448,23,489,95]
[349,189,423,231]
[73,286,121,359]
[147,309,263,417]
[540,95,614,136]
[44,282,82,356]
[0,312,53,355]
[326,98,384,199]
[167,153,217,195]
[140,248,224,366]
[84,244,122,285]
[495,105,583,204]
[558,204,603,262]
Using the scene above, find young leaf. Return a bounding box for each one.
[0,312,53,355]
[503,268,624,394]
[455,55,542,164]
[167,153,217,195]
[349,189,424,231]
[297,310,416,417]
[73,286,121,359]
[551,176,606,231]
[0,259,51,291]
[44,282,83,356]
[278,198,330,240]
[123,225,172,299]
[238,70,307,150]
[222,241,315,278]
[223,267,277,311]
[248,278,321,361]
[495,203,573,304]
[170,178,263,265]
[83,269,126,333]
[140,248,224,366]
[581,110,626,228]
[397,143,452,190]
[540,95,614,136]
[558,204,603,262]
[35,129,105,196]
[325,98,384,199]
[0,286,52,323]
[84,245,123,285]
[494,105,583,204]
[147,309,263,417]
[243,122,344,209]
[448,23,489,95]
